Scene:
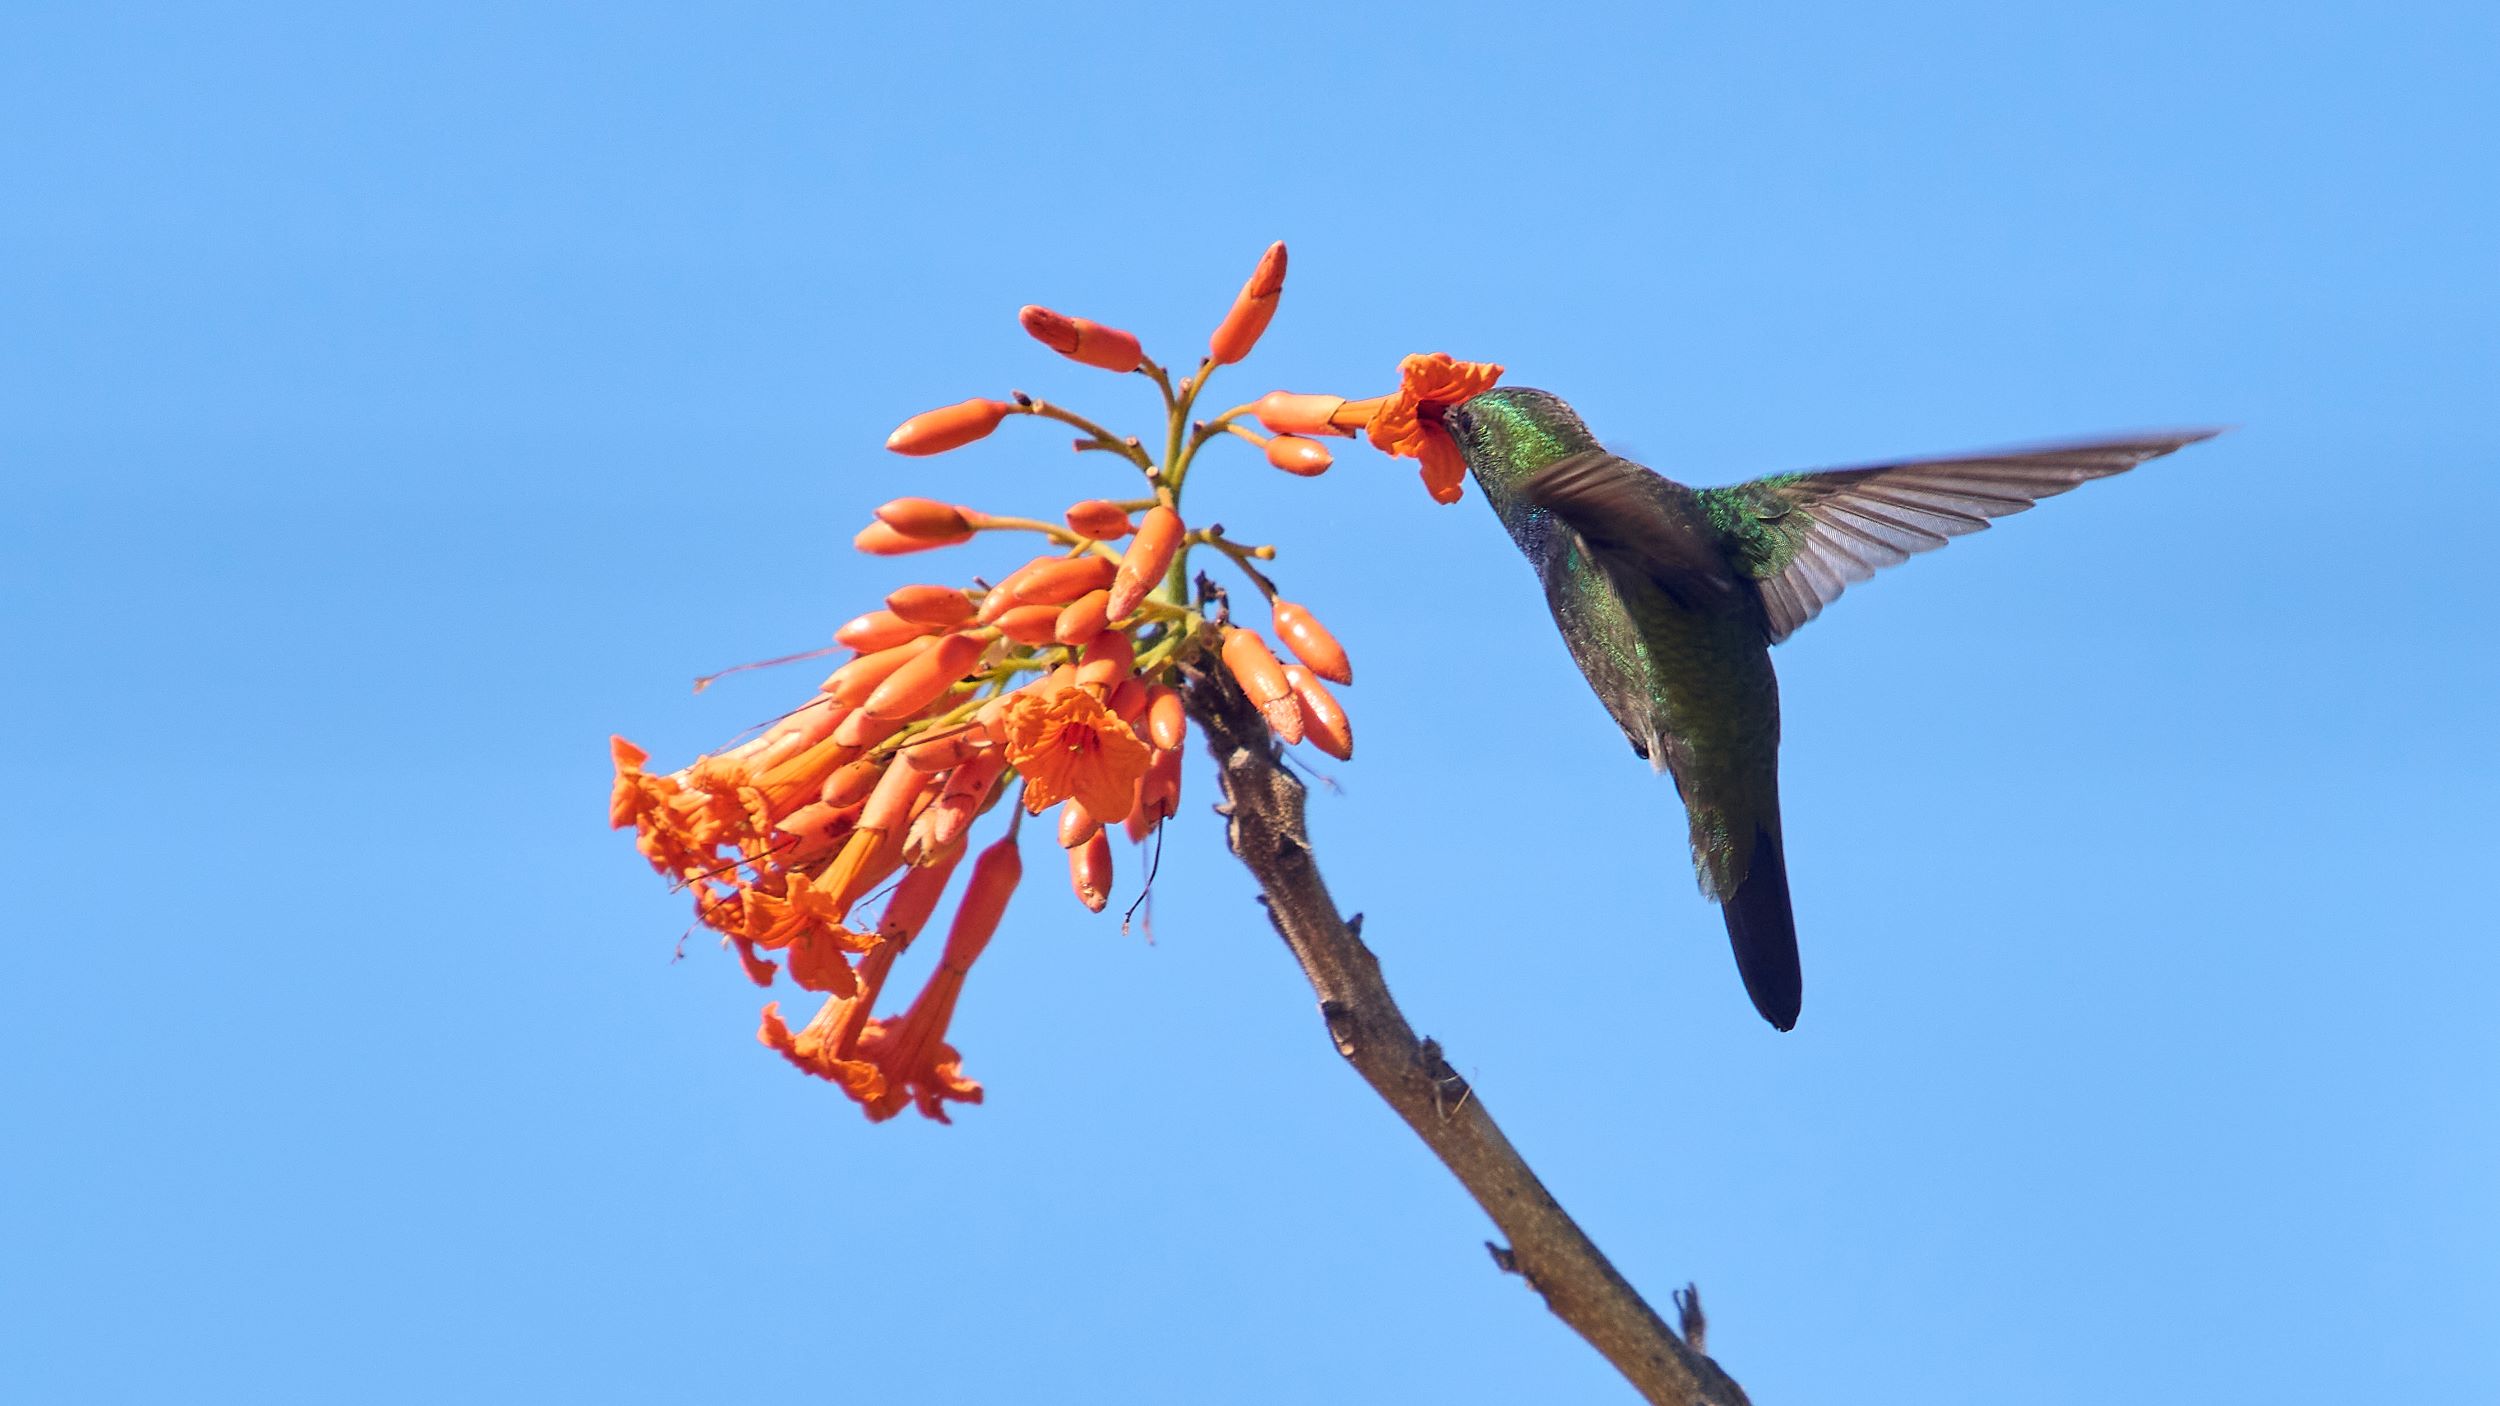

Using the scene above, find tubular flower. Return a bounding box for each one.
[616,244,1411,1119]
[998,687,1152,826]
[1366,353,1505,504]
[857,832,1023,1122]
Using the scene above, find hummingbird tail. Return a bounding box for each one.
[1721,822,1801,1031]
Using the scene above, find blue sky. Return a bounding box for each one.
[5,3,2494,1402]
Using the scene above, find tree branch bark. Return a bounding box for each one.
[1180,662,1753,1406]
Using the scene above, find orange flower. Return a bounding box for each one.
[997,686,1152,825]
[1365,353,1504,505]
[858,832,1022,1122]
[758,840,968,1107]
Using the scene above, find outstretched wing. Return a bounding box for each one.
[1699,430,2223,644]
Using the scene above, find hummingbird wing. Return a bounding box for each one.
[1515,449,1751,612]
[1698,430,2223,643]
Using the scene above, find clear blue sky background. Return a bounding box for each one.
[6,4,2494,1402]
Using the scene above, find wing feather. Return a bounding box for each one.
[1701,429,2222,643]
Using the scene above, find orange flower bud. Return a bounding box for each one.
[821,756,885,807]
[835,609,934,652]
[1249,390,1354,438]
[1106,677,1148,723]
[1108,505,1183,621]
[1018,306,1144,373]
[1054,588,1112,645]
[1064,500,1135,539]
[1134,743,1182,830]
[1208,241,1287,365]
[826,637,936,706]
[1076,629,1135,689]
[977,555,1060,622]
[1272,598,1351,684]
[901,727,985,773]
[1011,554,1119,606]
[1057,797,1101,848]
[1264,435,1333,476]
[863,631,987,721]
[775,801,852,841]
[874,497,975,539]
[1221,628,1302,744]
[886,584,976,627]
[993,603,1063,645]
[1146,684,1186,750]
[1284,665,1352,761]
[1070,830,1113,913]
[860,758,935,834]
[855,519,973,555]
[885,397,1015,456]
[832,707,911,749]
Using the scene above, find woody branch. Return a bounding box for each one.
[1179,660,1752,1406]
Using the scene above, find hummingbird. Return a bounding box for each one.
[1440,389,2219,1031]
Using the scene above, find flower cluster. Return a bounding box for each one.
[611,243,1503,1121]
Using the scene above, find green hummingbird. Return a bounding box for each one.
[1441,389,2218,1031]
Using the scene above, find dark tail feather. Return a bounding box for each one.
[1721,822,1802,1031]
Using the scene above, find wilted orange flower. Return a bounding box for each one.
[997,687,1152,825]
[1366,353,1504,505]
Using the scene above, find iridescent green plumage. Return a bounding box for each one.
[1444,387,2220,1030]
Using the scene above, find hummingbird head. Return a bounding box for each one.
[1437,387,1600,507]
